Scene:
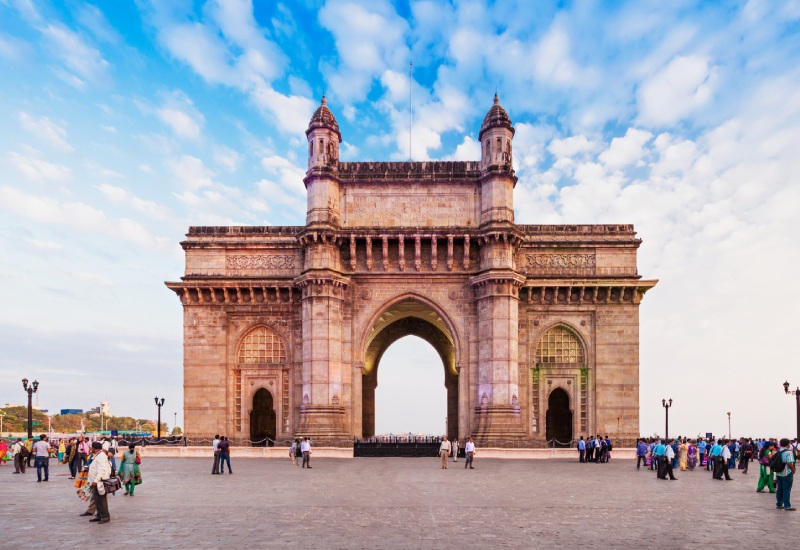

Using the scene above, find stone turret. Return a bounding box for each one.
[305,96,342,227]
[478,94,516,226]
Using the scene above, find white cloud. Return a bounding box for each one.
[213,146,242,173]
[40,24,110,86]
[27,238,64,251]
[155,90,205,140]
[18,111,74,152]
[7,149,72,182]
[96,183,171,220]
[452,136,480,161]
[167,155,215,190]
[599,128,653,170]
[548,135,598,158]
[638,55,717,126]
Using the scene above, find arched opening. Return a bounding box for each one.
[362,299,458,440]
[374,336,446,435]
[545,388,572,445]
[250,388,276,447]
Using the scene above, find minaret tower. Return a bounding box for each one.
[472,94,526,442]
[296,97,349,440]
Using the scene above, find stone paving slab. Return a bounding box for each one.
[0,458,794,548]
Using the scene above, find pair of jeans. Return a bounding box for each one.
[636,456,646,469]
[35,456,49,481]
[776,474,793,509]
[219,453,232,473]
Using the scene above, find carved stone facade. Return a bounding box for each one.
[166,95,657,445]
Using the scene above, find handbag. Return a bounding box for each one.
[135,452,141,465]
[102,476,122,494]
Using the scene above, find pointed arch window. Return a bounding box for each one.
[535,325,584,365]
[238,326,286,364]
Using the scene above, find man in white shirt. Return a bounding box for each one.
[439,436,451,469]
[12,438,26,474]
[662,439,678,480]
[464,437,476,470]
[212,434,221,474]
[32,434,51,482]
[87,441,112,524]
[718,439,733,480]
[300,437,312,469]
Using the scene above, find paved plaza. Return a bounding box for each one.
[2,457,795,548]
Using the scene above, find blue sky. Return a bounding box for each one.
[1,0,799,438]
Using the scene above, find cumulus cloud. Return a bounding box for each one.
[167,155,215,190]
[18,112,74,152]
[599,128,653,170]
[156,91,205,140]
[96,183,171,220]
[638,55,717,126]
[7,149,72,182]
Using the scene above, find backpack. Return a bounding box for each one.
[769,449,786,473]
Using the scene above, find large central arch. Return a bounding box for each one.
[360,296,459,440]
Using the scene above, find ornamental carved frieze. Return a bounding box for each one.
[226,255,296,270]
[525,253,595,271]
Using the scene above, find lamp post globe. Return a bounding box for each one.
[21,378,39,440]
[154,397,165,441]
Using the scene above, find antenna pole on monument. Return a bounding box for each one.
[409,61,413,161]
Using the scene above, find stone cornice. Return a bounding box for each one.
[294,271,350,289]
[520,279,658,305]
[164,281,299,305]
[338,161,481,183]
[470,270,527,288]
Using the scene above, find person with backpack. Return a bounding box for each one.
[740,438,754,474]
[757,442,776,493]
[653,440,667,479]
[773,438,796,511]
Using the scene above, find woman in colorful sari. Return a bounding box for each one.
[678,439,689,471]
[756,442,775,493]
[119,443,142,496]
[687,440,698,470]
[0,439,8,466]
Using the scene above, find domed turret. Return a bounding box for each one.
[479,94,514,172]
[306,96,342,172]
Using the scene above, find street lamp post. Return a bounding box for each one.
[22,378,39,440]
[154,397,165,441]
[662,398,672,440]
[783,381,800,442]
[727,412,731,440]
[174,412,177,434]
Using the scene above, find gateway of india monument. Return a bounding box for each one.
[166,95,657,446]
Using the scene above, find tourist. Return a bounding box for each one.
[678,439,688,471]
[57,439,65,463]
[757,441,776,493]
[660,439,677,480]
[301,437,312,469]
[24,437,34,468]
[108,437,118,472]
[635,438,646,470]
[76,436,90,473]
[727,439,737,470]
[0,438,8,466]
[218,436,232,474]
[119,444,141,496]
[716,439,733,481]
[464,437,475,469]
[439,436,451,469]
[586,436,595,463]
[775,438,796,511]
[289,438,300,466]
[12,438,26,473]
[697,439,707,469]
[740,438,753,474]
[578,436,586,463]
[211,434,220,474]
[33,434,50,482]
[688,440,697,470]
[87,441,111,524]
[452,439,459,463]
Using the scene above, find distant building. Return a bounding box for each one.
[60,409,83,415]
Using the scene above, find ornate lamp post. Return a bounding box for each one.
[727,411,731,440]
[662,398,672,440]
[154,397,165,441]
[783,381,800,441]
[173,412,177,435]
[22,378,39,440]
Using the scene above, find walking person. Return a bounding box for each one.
[301,437,312,468]
[757,442,776,493]
[12,438,26,474]
[218,436,232,474]
[33,434,50,482]
[464,437,475,469]
[717,439,733,480]
[76,436,89,473]
[439,436,451,469]
[289,438,300,466]
[661,439,678,480]
[452,439,459,463]
[678,439,688,471]
[87,441,111,524]
[741,438,753,474]
[636,438,647,470]
[688,440,698,471]
[775,438,796,511]
[211,434,221,474]
[119,444,142,496]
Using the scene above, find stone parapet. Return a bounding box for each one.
[339,161,481,182]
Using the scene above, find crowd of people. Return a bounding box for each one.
[3,433,144,525]
[630,436,798,510]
